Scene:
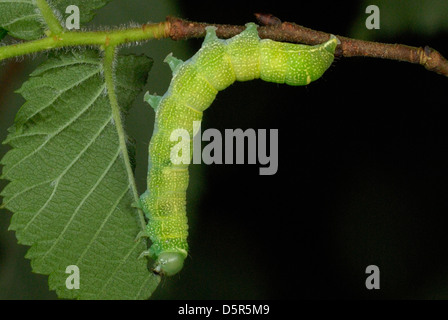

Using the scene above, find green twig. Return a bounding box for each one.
[35,0,64,35]
[0,22,169,61]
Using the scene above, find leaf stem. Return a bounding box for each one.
[102,45,147,231]
[35,0,64,35]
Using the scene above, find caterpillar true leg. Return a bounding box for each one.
[140,23,338,276]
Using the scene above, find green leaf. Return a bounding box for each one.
[0,49,160,300]
[0,0,110,40]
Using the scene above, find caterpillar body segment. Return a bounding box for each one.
[140,23,338,276]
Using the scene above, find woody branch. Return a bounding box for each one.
[167,15,448,78]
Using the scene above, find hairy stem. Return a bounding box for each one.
[0,22,170,61]
[102,45,147,231]
[35,0,64,35]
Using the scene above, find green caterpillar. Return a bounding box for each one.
[139,23,338,276]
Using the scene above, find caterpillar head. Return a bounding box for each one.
[153,252,185,276]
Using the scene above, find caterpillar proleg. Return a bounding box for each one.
[139,22,338,276]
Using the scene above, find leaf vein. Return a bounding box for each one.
[74,183,130,268]
[20,67,102,125]
[41,147,122,261]
[1,14,40,27]
[4,82,105,178]
[21,112,113,233]
[97,235,142,297]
